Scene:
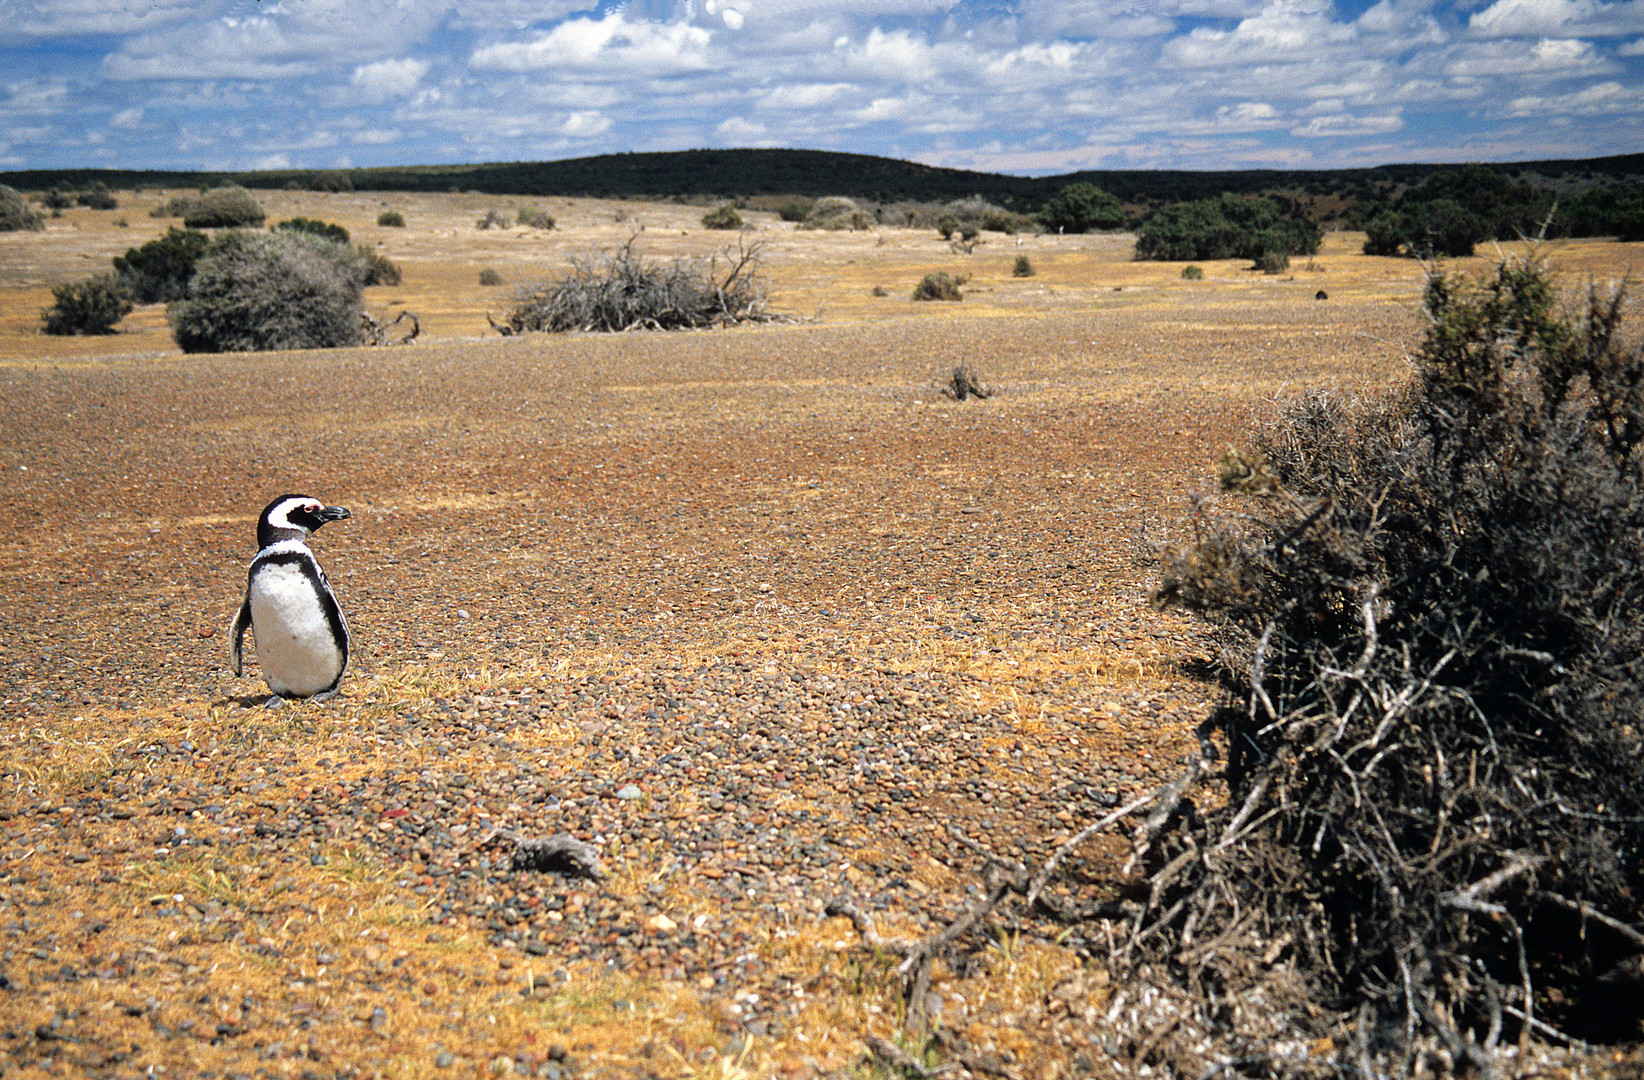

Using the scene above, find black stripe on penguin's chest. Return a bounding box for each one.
[250,548,349,657]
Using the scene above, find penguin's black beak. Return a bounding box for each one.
[319,505,351,525]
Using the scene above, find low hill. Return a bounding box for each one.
[4,147,1642,218]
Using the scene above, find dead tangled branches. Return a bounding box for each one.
[942,363,993,401]
[489,237,794,334]
[360,309,418,345]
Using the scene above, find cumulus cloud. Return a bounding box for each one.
[1506,77,1644,112]
[1469,0,1644,37]
[1290,112,1403,136]
[1446,36,1611,77]
[351,58,430,102]
[470,13,713,72]
[1164,0,1358,67]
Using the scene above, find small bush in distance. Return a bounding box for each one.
[516,206,555,230]
[478,268,504,286]
[43,188,74,213]
[0,185,43,231]
[76,182,118,210]
[357,247,401,286]
[41,274,132,335]
[701,204,743,230]
[936,215,959,240]
[911,271,963,301]
[182,187,266,228]
[168,230,366,353]
[1255,248,1288,274]
[1181,264,1204,280]
[377,210,405,227]
[275,217,349,244]
[477,209,511,230]
[800,196,874,231]
[112,227,210,304]
[776,200,813,223]
[1012,255,1034,277]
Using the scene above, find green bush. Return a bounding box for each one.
[182,187,266,228]
[478,268,504,286]
[1181,264,1204,280]
[477,209,511,230]
[911,271,963,301]
[701,204,744,230]
[1363,198,1487,258]
[1134,194,1321,262]
[516,206,555,230]
[1150,256,1644,1066]
[112,227,211,304]
[1012,255,1034,277]
[1037,182,1126,234]
[275,217,349,244]
[41,275,131,335]
[377,210,406,228]
[0,185,43,232]
[43,187,74,212]
[168,230,366,353]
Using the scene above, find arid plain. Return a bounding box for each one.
[1,189,1637,1078]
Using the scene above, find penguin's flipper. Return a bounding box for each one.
[229,593,252,676]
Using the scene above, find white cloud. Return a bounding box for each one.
[1446,36,1611,76]
[1290,112,1403,135]
[470,13,713,72]
[1469,0,1644,37]
[0,0,199,38]
[757,83,853,109]
[1622,34,1644,50]
[715,115,766,139]
[351,58,429,102]
[1163,0,1358,67]
[1506,77,1644,112]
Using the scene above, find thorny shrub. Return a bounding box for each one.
[113,227,210,304]
[168,230,366,353]
[181,186,266,229]
[41,274,131,335]
[0,185,42,232]
[492,238,776,334]
[911,271,963,301]
[1142,254,1644,1073]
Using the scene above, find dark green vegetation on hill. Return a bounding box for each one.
[5,147,1643,220]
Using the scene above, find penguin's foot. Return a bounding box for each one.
[263,695,286,709]
[308,689,339,704]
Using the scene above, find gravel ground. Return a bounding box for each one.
[0,235,1449,1078]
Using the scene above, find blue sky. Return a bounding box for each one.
[0,0,1639,175]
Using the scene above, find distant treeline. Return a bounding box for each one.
[5,147,1644,238]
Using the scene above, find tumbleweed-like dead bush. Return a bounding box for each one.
[491,238,780,334]
[1136,254,1644,1074]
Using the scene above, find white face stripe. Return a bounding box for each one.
[265,496,324,532]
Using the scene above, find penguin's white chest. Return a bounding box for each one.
[248,561,346,697]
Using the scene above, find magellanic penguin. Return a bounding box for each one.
[229,494,352,703]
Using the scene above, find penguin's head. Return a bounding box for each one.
[258,494,351,548]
